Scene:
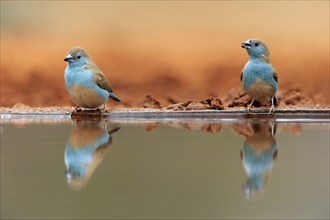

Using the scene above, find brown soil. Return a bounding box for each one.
[0,103,74,114]
[1,88,328,114]
[140,88,328,111]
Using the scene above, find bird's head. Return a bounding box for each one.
[64,47,91,67]
[65,166,88,191]
[241,39,270,62]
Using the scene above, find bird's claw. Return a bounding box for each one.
[268,97,276,115]
[246,106,251,114]
[246,99,254,115]
[100,104,107,114]
[73,106,83,113]
[268,105,275,115]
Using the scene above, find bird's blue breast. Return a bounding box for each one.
[241,61,278,101]
[242,61,277,91]
[65,67,94,90]
[64,66,109,108]
[64,132,110,177]
[242,142,277,176]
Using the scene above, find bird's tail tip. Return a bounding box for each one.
[108,127,121,136]
[109,92,121,102]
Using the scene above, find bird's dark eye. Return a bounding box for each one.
[77,55,81,59]
[255,43,259,47]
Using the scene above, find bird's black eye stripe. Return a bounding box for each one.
[255,43,259,47]
[77,55,81,59]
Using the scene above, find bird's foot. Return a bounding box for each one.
[100,104,107,114]
[101,108,108,114]
[73,106,83,113]
[71,107,102,117]
[246,106,251,114]
[268,96,276,116]
[268,105,275,115]
[246,99,255,115]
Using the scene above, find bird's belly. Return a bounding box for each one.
[245,79,275,101]
[69,85,107,108]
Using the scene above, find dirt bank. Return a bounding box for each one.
[1,88,328,114]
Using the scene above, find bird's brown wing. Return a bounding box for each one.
[273,71,278,83]
[93,71,113,93]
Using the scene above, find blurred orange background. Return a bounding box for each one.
[1,1,329,107]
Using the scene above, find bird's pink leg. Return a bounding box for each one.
[269,97,275,115]
[101,103,107,113]
[246,99,254,114]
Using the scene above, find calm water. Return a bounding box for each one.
[1,118,329,219]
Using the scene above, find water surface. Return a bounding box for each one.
[1,118,329,219]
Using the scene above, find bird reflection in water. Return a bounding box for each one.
[64,120,120,190]
[233,119,278,200]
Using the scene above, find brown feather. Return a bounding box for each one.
[93,71,113,93]
[273,72,278,83]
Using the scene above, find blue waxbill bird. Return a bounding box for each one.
[241,39,278,114]
[64,47,120,112]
